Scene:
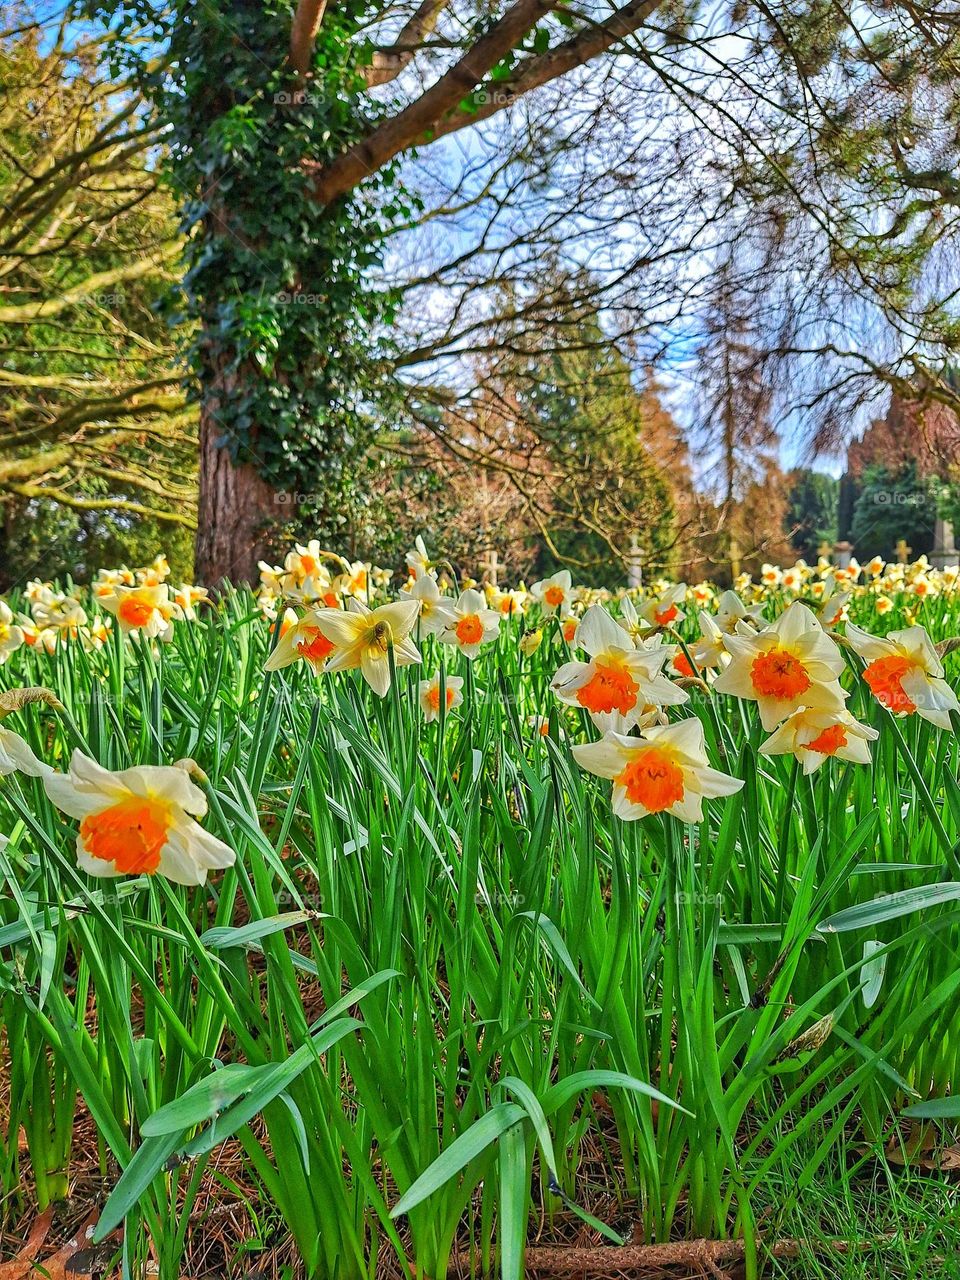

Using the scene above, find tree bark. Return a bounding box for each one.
[194,404,279,587]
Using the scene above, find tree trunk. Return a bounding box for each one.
[194,407,279,586]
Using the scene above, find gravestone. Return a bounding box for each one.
[930,517,959,569]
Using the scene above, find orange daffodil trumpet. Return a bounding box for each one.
[759,708,879,774]
[551,605,688,733]
[43,752,234,886]
[845,623,960,728]
[573,720,743,823]
[439,589,501,659]
[713,602,847,731]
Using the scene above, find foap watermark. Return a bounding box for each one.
[474,890,526,910]
[276,291,324,306]
[474,87,517,108]
[274,89,321,107]
[869,491,927,507]
[274,490,323,506]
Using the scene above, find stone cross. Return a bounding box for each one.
[895,538,911,564]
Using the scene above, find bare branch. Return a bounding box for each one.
[308,0,559,204]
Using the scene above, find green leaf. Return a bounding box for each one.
[818,883,960,932]
[390,1104,526,1218]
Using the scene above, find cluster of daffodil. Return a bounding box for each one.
[0,555,209,659]
[3,538,960,886]
[251,537,960,827]
[742,551,960,618]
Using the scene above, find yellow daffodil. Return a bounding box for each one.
[264,608,337,672]
[491,587,527,617]
[99,584,174,640]
[519,628,544,656]
[309,598,421,696]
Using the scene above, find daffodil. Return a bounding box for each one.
[418,674,464,722]
[692,611,728,670]
[491,587,527,617]
[99,584,173,640]
[0,727,50,777]
[44,752,234,886]
[333,560,372,600]
[713,602,847,730]
[845,623,960,728]
[715,590,764,634]
[759,707,879,774]
[135,554,171,586]
[264,608,336,672]
[310,598,421,696]
[173,584,210,621]
[531,570,573,615]
[284,540,327,585]
[817,582,851,630]
[0,601,24,665]
[551,605,687,733]
[573,719,743,822]
[439,589,501,659]
[640,584,686,629]
[405,535,434,580]
[407,573,457,636]
[519,628,543,656]
[560,615,580,647]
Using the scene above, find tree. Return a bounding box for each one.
[786,470,839,561]
[80,0,680,583]
[0,10,195,568]
[691,251,780,577]
[74,0,960,581]
[0,14,196,585]
[850,462,937,560]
